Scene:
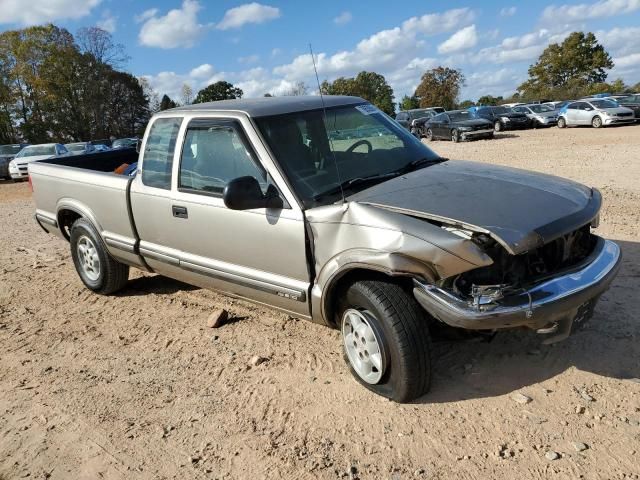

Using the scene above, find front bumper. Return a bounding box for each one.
[413,237,621,342]
[9,163,28,180]
[461,128,494,139]
[603,116,635,125]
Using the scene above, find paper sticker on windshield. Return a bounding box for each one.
[355,104,379,115]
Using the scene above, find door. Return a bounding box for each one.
[130,116,184,276]
[430,113,445,138]
[565,103,580,125]
[168,116,311,317]
[396,112,409,129]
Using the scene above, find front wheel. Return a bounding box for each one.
[592,116,603,128]
[338,280,432,402]
[425,128,434,141]
[70,218,129,294]
[451,129,460,143]
[557,117,567,128]
[494,120,502,132]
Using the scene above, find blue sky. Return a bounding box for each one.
[1,0,639,103]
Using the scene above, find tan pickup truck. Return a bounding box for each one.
[30,96,621,402]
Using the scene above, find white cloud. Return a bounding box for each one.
[333,11,352,25]
[138,0,208,49]
[500,6,517,17]
[97,10,116,33]
[596,26,640,56]
[614,52,640,68]
[0,0,101,25]
[135,9,157,23]
[472,28,572,64]
[216,3,281,30]
[438,25,478,54]
[189,64,214,79]
[541,0,640,23]
[238,54,260,64]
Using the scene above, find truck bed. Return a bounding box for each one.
[41,148,138,172]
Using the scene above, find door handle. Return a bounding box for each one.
[172,205,188,219]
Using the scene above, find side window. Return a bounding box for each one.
[141,117,182,189]
[396,113,407,121]
[432,113,444,122]
[567,104,577,110]
[179,120,267,195]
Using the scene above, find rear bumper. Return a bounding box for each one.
[413,237,621,340]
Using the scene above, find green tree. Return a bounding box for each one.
[159,94,178,110]
[477,95,504,106]
[193,81,243,103]
[321,71,395,115]
[518,32,613,100]
[399,95,420,111]
[457,99,475,109]
[414,67,465,110]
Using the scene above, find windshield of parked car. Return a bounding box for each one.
[0,145,22,155]
[590,99,618,109]
[529,104,554,113]
[448,111,473,121]
[409,109,432,119]
[491,106,511,114]
[255,103,443,207]
[66,143,86,152]
[112,139,133,148]
[15,145,56,158]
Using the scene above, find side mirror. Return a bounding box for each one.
[223,176,283,210]
[135,139,142,153]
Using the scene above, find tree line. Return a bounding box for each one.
[2,25,638,145]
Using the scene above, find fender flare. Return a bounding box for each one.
[56,198,103,241]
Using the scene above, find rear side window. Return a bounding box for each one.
[142,117,182,189]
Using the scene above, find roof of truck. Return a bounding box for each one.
[167,95,365,117]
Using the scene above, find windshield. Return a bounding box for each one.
[66,143,86,152]
[529,104,554,113]
[590,99,618,109]
[491,106,511,114]
[0,145,22,155]
[16,145,56,158]
[449,111,472,121]
[255,103,442,207]
[113,138,134,148]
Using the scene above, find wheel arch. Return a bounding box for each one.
[56,199,103,241]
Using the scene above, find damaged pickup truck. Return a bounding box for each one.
[29,96,621,402]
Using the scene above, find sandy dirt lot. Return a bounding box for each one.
[1,125,639,480]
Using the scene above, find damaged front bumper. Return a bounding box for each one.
[412,237,621,343]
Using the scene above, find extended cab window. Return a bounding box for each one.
[179,120,266,195]
[142,117,182,189]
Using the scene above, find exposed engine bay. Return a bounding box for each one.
[444,223,597,302]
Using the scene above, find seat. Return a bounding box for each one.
[267,119,315,174]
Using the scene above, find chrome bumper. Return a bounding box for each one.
[413,238,621,342]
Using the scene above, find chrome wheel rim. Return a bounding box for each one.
[77,235,100,281]
[593,117,601,127]
[342,309,384,384]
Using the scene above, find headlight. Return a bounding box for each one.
[458,126,472,131]
[535,115,544,121]
[601,111,609,116]
[8,160,18,172]
[501,116,511,122]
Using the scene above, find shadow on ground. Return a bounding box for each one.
[116,274,199,297]
[418,238,640,403]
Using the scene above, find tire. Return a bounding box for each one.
[70,218,129,294]
[337,279,432,402]
[557,117,567,128]
[425,128,434,141]
[451,129,460,143]
[410,127,419,138]
[494,120,502,132]
[592,116,603,128]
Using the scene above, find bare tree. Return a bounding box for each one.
[139,77,161,113]
[76,27,129,67]
[181,83,194,105]
[282,81,308,96]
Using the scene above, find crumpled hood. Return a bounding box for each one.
[348,160,600,255]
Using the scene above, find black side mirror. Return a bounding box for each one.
[223,176,283,210]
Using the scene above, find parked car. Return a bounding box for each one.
[395,109,436,134]
[512,104,558,127]
[29,96,620,403]
[469,106,531,132]
[607,94,640,120]
[0,143,29,179]
[558,99,635,128]
[65,142,96,155]
[93,144,112,152]
[111,137,138,149]
[8,143,70,180]
[544,100,573,110]
[424,110,494,142]
[501,102,525,108]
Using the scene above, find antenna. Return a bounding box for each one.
[309,43,344,204]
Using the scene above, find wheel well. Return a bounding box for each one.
[57,209,82,240]
[324,268,414,328]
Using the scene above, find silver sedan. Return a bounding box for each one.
[512,104,558,127]
[558,99,635,128]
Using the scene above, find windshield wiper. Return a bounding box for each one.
[398,156,447,174]
[313,172,400,201]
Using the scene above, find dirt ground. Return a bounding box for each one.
[1,125,639,480]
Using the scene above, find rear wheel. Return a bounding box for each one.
[425,128,434,141]
[558,117,567,128]
[592,116,603,128]
[70,218,129,294]
[494,120,502,132]
[451,129,460,143]
[338,279,432,402]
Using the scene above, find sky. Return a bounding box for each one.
[1,0,639,103]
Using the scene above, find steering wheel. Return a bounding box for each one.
[346,139,373,154]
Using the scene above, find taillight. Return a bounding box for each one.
[28,174,33,192]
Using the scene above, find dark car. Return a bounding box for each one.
[111,137,138,149]
[0,143,30,179]
[65,142,96,155]
[424,110,494,142]
[470,106,531,132]
[395,108,444,135]
[611,94,640,120]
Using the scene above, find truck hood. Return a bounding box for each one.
[348,160,600,255]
